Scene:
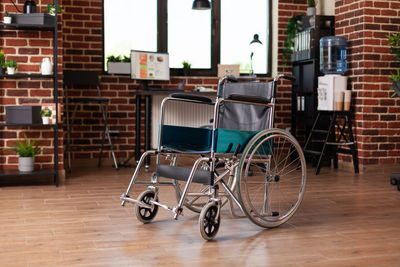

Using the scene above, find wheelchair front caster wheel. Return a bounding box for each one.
[199,201,220,241]
[135,190,159,224]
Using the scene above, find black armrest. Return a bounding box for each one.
[169,93,213,103]
[227,94,270,104]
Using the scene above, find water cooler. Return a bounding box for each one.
[317,36,347,110]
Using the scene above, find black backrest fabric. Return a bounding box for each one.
[63,70,99,87]
[217,81,274,131]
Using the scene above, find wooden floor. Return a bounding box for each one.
[1,161,400,267]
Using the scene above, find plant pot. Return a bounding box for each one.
[3,16,12,24]
[183,68,190,76]
[0,67,6,75]
[7,67,15,75]
[42,116,50,124]
[307,7,316,16]
[18,157,34,172]
[107,62,130,74]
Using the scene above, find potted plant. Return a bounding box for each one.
[182,61,191,76]
[46,4,64,16]
[3,11,12,24]
[40,108,52,124]
[5,59,17,75]
[0,50,6,74]
[107,54,131,74]
[4,134,41,172]
[307,0,316,16]
[283,14,303,65]
[387,33,400,97]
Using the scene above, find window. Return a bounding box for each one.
[103,0,271,76]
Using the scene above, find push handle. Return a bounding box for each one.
[282,74,296,81]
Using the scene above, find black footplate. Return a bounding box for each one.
[156,164,213,185]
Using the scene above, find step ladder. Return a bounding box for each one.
[303,111,359,175]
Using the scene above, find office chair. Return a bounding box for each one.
[64,70,118,172]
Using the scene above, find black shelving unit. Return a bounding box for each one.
[0,1,59,186]
[291,15,335,144]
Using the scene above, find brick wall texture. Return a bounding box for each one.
[335,0,400,165]
[1,0,399,171]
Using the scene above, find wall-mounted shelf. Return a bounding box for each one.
[0,74,55,79]
[0,1,59,186]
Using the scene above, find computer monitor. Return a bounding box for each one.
[130,50,170,81]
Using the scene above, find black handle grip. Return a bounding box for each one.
[227,75,238,83]
[282,74,296,81]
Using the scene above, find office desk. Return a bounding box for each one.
[125,89,216,168]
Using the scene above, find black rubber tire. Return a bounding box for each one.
[199,201,220,241]
[135,190,159,224]
[390,177,398,186]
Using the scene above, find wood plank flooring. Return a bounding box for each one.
[0,162,399,266]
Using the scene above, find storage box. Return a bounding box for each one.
[6,106,42,124]
[10,13,55,26]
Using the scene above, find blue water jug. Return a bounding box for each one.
[320,36,347,74]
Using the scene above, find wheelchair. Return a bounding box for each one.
[120,73,307,240]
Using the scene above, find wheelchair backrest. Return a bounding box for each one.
[217,81,274,131]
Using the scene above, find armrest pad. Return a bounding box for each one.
[170,93,213,103]
[227,94,270,104]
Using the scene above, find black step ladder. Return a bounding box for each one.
[304,111,359,175]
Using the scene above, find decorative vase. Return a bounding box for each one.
[42,116,50,124]
[41,58,52,75]
[3,16,12,24]
[7,67,15,75]
[307,7,316,16]
[18,157,34,172]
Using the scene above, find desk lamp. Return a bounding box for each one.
[249,34,263,75]
[192,0,211,10]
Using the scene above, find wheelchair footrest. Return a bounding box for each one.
[156,164,213,185]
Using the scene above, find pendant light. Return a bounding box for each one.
[192,0,211,10]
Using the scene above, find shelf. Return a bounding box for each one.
[0,169,56,178]
[0,23,55,31]
[0,123,58,127]
[0,73,55,79]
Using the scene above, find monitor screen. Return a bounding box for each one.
[130,50,170,81]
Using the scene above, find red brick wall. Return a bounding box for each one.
[335,0,400,165]
[0,0,63,171]
[277,0,307,130]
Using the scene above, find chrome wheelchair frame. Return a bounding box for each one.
[120,73,307,240]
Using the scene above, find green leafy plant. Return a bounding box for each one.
[0,50,5,69]
[308,0,315,8]
[387,33,400,97]
[107,55,122,63]
[4,134,41,157]
[283,14,303,65]
[5,59,17,69]
[40,108,52,117]
[122,56,131,63]
[46,4,64,15]
[4,11,10,17]
[182,61,191,70]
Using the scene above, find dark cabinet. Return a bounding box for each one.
[291,15,335,143]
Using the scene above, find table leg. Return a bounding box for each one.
[135,96,141,163]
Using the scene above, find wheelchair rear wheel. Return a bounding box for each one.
[135,190,159,224]
[237,128,306,228]
[199,201,221,241]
